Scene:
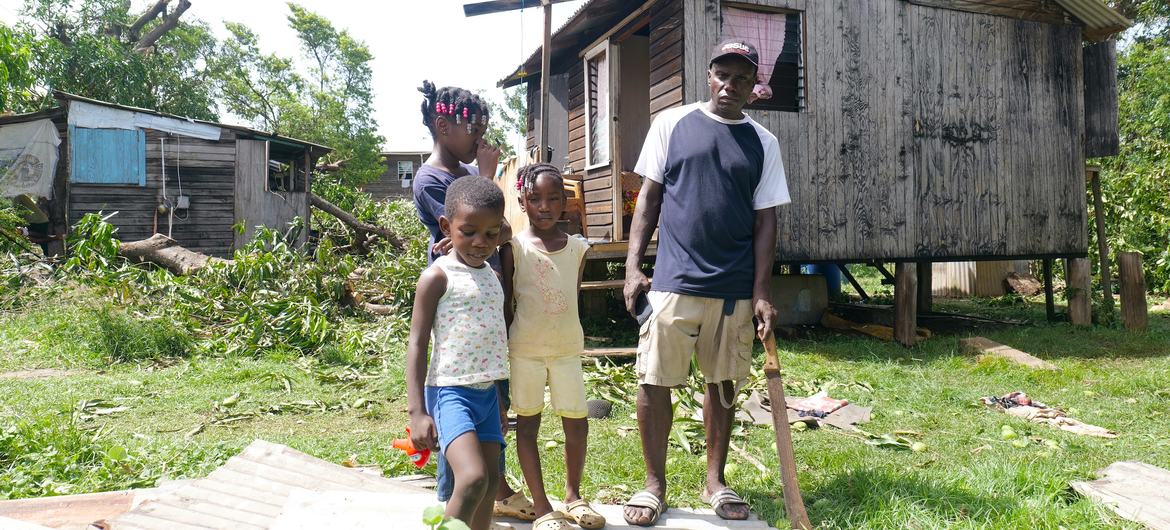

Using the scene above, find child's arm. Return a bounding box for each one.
[406,266,447,451]
[500,241,515,329]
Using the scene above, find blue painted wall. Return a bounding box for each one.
[69,126,146,186]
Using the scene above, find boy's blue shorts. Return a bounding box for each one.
[425,385,505,452]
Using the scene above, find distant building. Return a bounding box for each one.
[362,147,429,201]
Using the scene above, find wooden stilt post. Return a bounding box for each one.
[916,260,932,314]
[1089,167,1114,314]
[1043,258,1056,322]
[894,262,918,347]
[1067,257,1092,326]
[1118,251,1148,331]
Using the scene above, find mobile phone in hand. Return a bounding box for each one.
[635,292,652,326]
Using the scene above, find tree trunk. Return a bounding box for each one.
[118,234,229,275]
[309,194,404,250]
[133,0,190,53]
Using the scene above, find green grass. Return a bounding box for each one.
[1,294,1168,528]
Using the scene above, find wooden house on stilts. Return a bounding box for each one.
[498,0,1129,344]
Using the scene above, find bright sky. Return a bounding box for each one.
[0,0,586,153]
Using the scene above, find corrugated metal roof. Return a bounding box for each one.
[1056,0,1132,39]
[498,0,641,88]
[498,0,1132,86]
[50,91,332,154]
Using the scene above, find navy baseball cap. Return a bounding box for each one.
[710,39,760,68]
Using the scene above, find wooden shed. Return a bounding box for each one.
[499,0,1129,340]
[0,92,330,257]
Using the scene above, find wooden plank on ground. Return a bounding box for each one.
[1071,461,1170,529]
[581,347,636,360]
[960,336,1058,370]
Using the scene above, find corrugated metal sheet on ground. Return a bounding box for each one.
[107,439,431,530]
[271,490,776,530]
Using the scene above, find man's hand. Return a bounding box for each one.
[752,296,777,341]
[624,268,651,316]
[431,237,452,258]
[477,141,502,178]
[408,413,439,451]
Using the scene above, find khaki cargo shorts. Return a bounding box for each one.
[635,291,754,388]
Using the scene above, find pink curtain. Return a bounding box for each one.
[721,7,786,85]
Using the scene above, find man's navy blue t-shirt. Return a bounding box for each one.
[633,103,790,300]
[412,162,478,265]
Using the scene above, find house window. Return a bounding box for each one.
[398,160,414,188]
[266,142,307,193]
[584,42,610,168]
[721,5,804,112]
[68,126,146,186]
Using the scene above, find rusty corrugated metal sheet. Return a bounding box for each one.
[933,260,1031,298]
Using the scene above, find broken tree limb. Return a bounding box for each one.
[128,0,171,40]
[309,194,403,250]
[133,0,190,53]
[118,234,229,275]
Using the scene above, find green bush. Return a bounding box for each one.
[88,309,193,363]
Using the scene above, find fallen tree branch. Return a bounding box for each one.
[133,0,190,53]
[309,194,403,250]
[315,158,350,173]
[118,234,230,275]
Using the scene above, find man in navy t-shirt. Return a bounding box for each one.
[621,39,790,526]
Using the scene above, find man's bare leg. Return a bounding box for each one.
[704,380,749,520]
[623,383,673,526]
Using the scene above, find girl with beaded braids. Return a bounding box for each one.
[499,164,605,530]
[412,80,510,265]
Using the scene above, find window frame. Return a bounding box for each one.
[397,160,414,188]
[720,2,806,113]
[583,39,612,170]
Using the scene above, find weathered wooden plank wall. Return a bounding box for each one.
[68,127,239,257]
[649,0,684,121]
[146,130,237,257]
[232,139,311,251]
[682,0,1086,262]
[1083,38,1119,157]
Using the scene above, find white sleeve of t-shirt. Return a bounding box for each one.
[752,126,791,210]
[634,105,690,183]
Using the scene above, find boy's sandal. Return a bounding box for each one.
[532,510,574,530]
[623,490,666,527]
[493,492,537,521]
[700,487,750,520]
[564,499,606,529]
